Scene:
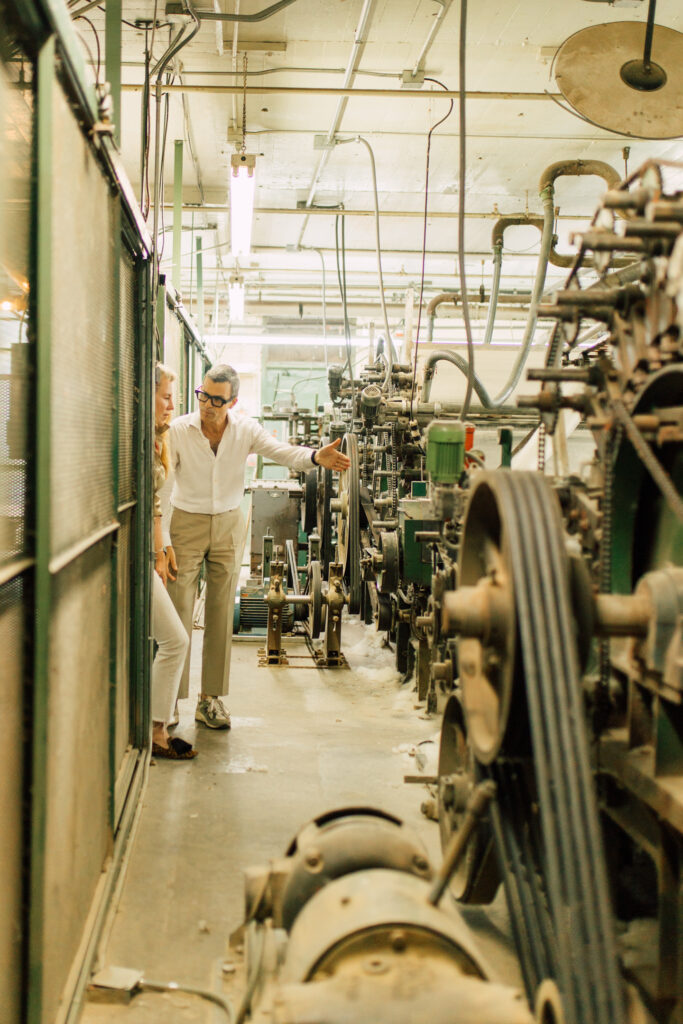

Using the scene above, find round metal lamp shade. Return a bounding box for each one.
[554,21,683,139]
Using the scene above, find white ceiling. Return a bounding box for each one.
[77,0,683,344]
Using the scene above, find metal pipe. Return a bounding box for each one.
[411,0,454,78]
[186,0,299,20]
[643,0,657,70]
[296,0,379,247]
[162,202,591,222]
[231,0,240,138]
[123,83,561,101]
[70,0,103,16]
[422,169,556,407]
[483,216,543,343]
[426,293,457,344]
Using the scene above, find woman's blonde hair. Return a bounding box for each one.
[155,362,176,473]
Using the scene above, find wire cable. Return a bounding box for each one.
[73,14,101,85]
[457,0,475,421]
[410,77,454,414]
[140,980,234,1022]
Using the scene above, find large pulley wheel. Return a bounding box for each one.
[448,478,517,765]
[437,695,499,904]
[336,433,361,614]
[456,471,624,1024]
[316,465,334,575]
[378,530,400,595]
[307,560,323,639]
[301,469,318,534]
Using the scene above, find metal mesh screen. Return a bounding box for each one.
[43,540,111,1024]
[118,253,138,505]
[0,577,25,1024]
[0,45,32,566]
[115,506,133,765]
[49,85,115,557]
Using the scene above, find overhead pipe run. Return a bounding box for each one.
[296,0,379,248]
[540,159,622,268]
[409,0,454,81]
[166,0,300,21]
[482,214,544,345]
[123,83,562,101]
[421,158,624,407]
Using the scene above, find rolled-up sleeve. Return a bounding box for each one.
[249,421,315,473]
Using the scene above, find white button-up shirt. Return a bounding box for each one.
[165,409,315,524]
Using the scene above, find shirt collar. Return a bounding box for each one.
[189,408,232,432]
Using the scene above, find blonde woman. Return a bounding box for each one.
[151,363,197,759]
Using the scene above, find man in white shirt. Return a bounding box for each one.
[164,363,350,729]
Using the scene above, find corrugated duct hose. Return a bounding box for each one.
[423,160,621,408]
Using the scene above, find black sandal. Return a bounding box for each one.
[152,737,198,760]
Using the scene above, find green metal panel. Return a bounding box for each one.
[196,235,204,339]
[173,140,183,289]
[398,498,438,587]
[28,33,55,1024]
[131,259,153,750]
[109,201,121,831]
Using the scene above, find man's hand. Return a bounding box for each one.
[316,437,351,471]
[166,545,178,582]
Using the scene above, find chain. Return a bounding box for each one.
[241,52,248,153]
[537,421,546,472]
[390,423,398,516]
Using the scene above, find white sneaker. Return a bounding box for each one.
[195,697,231,730]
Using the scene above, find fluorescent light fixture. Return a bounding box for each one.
[230,153,256,258]
[228,276,245,322]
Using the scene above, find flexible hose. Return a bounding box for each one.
[423,184,555,408]
[422,349,494,406]
[482,240,503,346]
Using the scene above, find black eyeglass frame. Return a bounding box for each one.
[195,387,231,408]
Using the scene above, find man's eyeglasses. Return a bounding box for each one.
[195,388,230,408]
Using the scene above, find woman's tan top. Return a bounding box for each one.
[153,422,169,518]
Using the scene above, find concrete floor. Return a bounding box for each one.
[82,618,521,1023]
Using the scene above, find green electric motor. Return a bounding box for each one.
[425,420,466,485]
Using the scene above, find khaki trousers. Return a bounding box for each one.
[167,506,244,698]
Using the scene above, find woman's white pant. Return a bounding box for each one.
[151,570,189,724]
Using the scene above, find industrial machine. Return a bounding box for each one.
[233,806,533,1024]
[253,159,683,1024]
[433,160,683,1024]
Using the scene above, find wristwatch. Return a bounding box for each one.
[310,449,319,466]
